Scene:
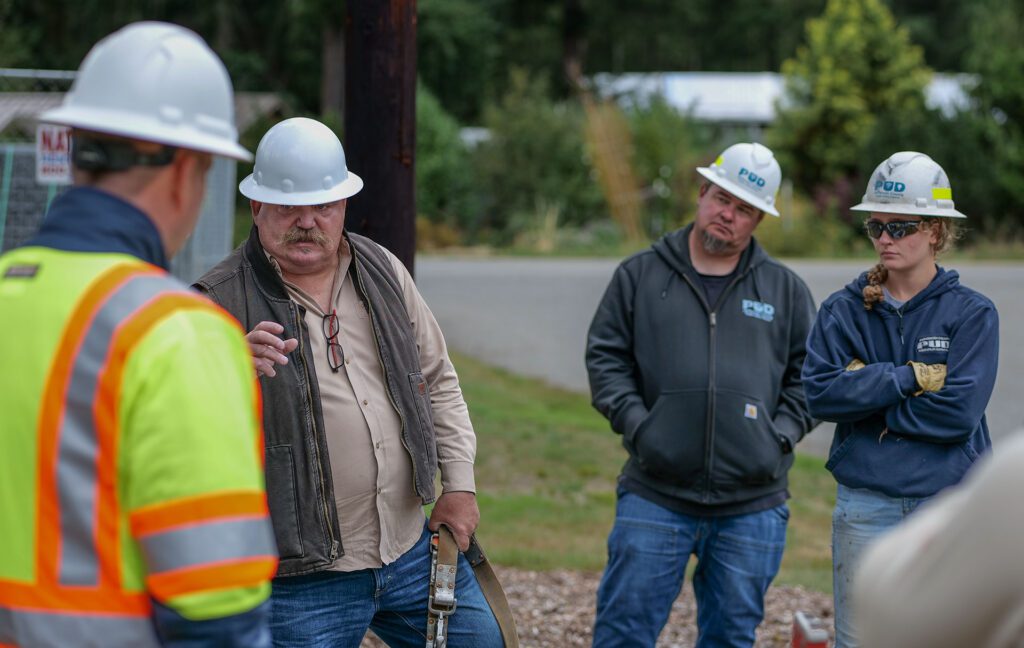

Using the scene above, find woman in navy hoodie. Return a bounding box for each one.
[802,151,999,648]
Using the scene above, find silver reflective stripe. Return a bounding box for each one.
[57,273,191,587]
[0,604,159,648]
[140,517,277,575]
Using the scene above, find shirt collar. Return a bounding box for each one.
[25,186,168,269]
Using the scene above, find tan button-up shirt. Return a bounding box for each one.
[270,239,476,570]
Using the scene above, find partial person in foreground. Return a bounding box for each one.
[195,117,506,647]
[853,430,1024,648]
[802,151,999,648]
[0,22,276,648]
[586,143,816,648]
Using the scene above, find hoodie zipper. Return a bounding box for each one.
[678,267,750,503]
[293,305,339,559]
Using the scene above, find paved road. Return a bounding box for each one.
[417,256,1024,457]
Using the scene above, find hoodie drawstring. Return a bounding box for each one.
[660,273,675,299]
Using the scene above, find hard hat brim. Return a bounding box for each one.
[238,171,364,205]
[696,167,780,217]
[39,106,253,162]
[851,201,966,219]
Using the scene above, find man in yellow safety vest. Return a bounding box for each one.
[0,22,278,648]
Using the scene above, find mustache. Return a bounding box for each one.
[281,227,332,247]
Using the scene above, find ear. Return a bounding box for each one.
[927,220,941,249]
[699,183,710,198]
[166,149,206,210]
[250,199,263,219]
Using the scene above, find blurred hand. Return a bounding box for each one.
[247,320,299,378]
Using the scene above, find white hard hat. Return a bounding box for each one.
[239,117,363,205]
[851,151,965,219]
[40,21,251,161]
[696,142,782,217]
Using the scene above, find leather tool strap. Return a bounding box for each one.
[457,529,520,648]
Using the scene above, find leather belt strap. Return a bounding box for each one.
[431,526,520,648]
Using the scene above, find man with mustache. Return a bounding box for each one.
[586,143,816,647]
[194,118,503,646]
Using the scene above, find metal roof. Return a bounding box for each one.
[592,71,974,123]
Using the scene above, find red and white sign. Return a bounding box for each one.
[36,125,73,185]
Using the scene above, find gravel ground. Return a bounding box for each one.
[363,567,834,647]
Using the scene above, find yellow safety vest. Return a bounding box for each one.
[0,248,277,647]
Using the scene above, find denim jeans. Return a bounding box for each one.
[832,484,928,648]
[269,525,503,647]
[592,489,788,648]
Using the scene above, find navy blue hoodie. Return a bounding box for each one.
[802,266,998,498]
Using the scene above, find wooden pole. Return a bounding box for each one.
[344,0,417,275]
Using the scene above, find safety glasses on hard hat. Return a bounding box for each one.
[864,219,925,240]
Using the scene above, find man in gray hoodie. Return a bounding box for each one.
[586,142,816,648]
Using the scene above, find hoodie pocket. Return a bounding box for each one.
[711,391,786,486]
[631,389,707,487]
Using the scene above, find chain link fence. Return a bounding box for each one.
[0,67,239,282]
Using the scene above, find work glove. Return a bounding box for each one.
[845,358,866,371]
[908,361,947,395]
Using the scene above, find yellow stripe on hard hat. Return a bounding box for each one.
[932,187,952,200]
[714,156,724,167]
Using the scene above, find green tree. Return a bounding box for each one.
[768,0,931,211]
[415,84,475,230]
[418,0,502,122]
[470,68,604,242]
[964,0,1024,232]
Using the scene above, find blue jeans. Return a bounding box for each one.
[832,485,927,648]
[269,526,503,647]
[593,489,788,648]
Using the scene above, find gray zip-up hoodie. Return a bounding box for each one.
[586,224,816,511]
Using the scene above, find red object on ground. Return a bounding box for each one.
[792,610,830,648]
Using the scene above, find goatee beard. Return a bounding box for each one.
[701,230,730,254]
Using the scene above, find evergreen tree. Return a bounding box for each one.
[768,0,931,209]
[965,0,1024,231]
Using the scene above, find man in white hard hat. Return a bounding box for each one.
[0,22,276,648]
[195,117,505,647]
[586,143,816,647]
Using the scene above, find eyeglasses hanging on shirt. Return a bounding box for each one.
[322,310,345,372]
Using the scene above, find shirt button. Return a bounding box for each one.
[362,399,368,406]
[375,441,381,449]
[377,487,382,494]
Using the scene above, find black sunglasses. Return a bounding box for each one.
[864,219,925,240]
[322,311,345,372]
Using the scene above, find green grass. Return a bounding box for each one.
[454,351,836,593]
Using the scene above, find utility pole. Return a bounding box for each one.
[344,0,417,275]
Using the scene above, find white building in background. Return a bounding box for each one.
[591,71,975,140]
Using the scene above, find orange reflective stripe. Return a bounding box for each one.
[147,556,277,601]
[253,375,266,467]
[130,490,269,537]
[93,292,225,590]
[35,262,159,585]
[0,581,149,615]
